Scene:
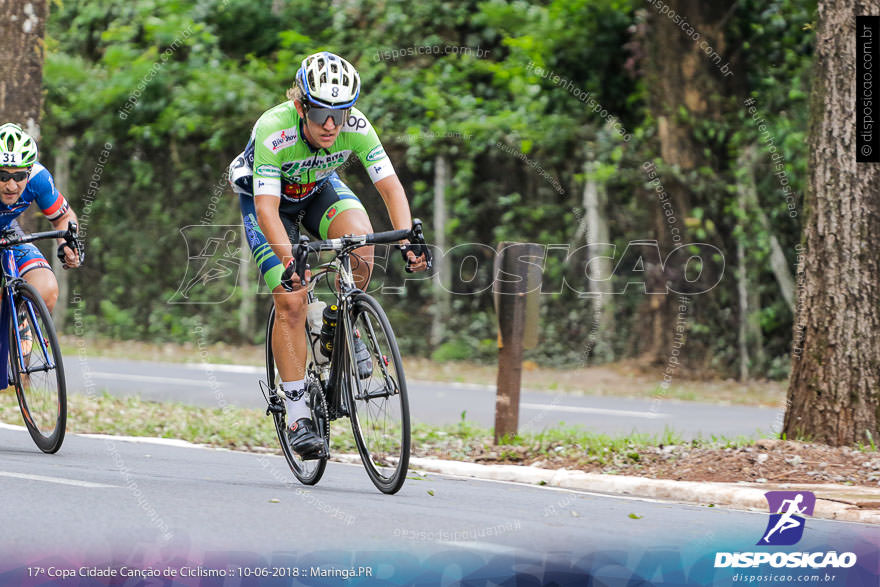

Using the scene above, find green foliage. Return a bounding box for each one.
[41,0,815,377]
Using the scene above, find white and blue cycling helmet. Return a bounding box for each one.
[295,51,360,109]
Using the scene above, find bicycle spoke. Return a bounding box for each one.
[10,284,66,453]
[345,294,410,494]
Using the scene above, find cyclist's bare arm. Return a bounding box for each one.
[374,175,427,272]
[50,207,80,268]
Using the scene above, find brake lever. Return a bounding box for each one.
[404,218,433,273]
[58,221,84,266]
[294,235,310,286]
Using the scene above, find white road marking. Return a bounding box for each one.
[0,471,117,489]
[78,433,207,448]
[182,363,262,374]
[89,372,213,387]
[520,402,667,419]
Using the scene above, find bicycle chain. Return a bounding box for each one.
[308,377,330,446]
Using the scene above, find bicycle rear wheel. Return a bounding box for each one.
[265,306,327,485]
[343,293,410,494]
[8,283,66,454]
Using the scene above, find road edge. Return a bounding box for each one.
[61,428,880,525]
[407,457,880,525]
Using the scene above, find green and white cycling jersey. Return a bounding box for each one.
[229,101,394,202]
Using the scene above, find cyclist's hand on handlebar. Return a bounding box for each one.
[57,221,84,269]
[280,237,311,291]
[57,243,81,269]
[280,259,311,292]
[398,239,428,273]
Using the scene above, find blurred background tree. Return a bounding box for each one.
[38,0,816,380]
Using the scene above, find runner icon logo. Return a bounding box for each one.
[758,491,816,546]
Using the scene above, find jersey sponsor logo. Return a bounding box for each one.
[244,215,261,247]
[280,151,349,176]
[343,114,370,135]
[326,206,338,221]
[256,164,281,178]
[283,181,317,200]
[367,161,395,183]
[365,145,386,162]
[263,127,298,152]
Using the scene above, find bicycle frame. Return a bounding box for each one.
[0,249,54,387]
[305,251,362,418]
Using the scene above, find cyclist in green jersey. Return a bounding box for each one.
[230,51,426,457]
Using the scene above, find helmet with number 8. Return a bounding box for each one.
[0,123,38,168]
[295,51,360,109]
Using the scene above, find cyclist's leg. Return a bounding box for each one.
[240,194,308,383]
[303,174,374,290]
[14,244,58,311]
[240,193,322,453]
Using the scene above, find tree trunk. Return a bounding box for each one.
[51,138,74,329]
[1,0,48,234]
[735,146,776,379]
[431,154,450,347]
[736,225,750,381]
[784,1,880,446]
[640,0,739,364]
[739,146,796,314]
[580,158,613,361]
[0,0,48,137]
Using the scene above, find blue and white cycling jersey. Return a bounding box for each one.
[1,162,70,275]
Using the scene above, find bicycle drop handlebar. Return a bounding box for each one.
[0,221,83,266]
[281,219,433,289]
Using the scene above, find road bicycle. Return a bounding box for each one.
[1,222,81,453]
[262,220,431,494]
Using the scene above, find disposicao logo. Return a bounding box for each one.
[759,491,815,546]
[714,491,857,569]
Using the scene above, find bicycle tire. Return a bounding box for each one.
[265,305,327,485]
[343,293,410,494]
[8,282,66,454]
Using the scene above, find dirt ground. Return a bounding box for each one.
[423,438,880,488]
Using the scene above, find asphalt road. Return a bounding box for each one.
[62,357,781,439]
[1,426,877,585]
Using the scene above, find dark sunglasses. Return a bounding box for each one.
[0,170,29,183]
[303,102,350,127]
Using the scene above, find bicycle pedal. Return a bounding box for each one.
[300,448,327,461]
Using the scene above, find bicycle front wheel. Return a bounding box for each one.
[343,293,410,494]
[9,282,66,453]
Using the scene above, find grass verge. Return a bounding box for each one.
[0,389,737,465]
[3,391,876,486]
[59,335,786,407]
